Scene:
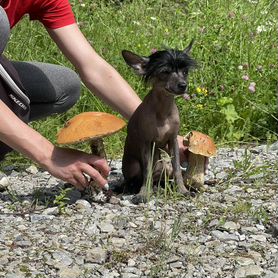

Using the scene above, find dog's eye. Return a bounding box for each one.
[182,69,189,75]
[161,69,171,74]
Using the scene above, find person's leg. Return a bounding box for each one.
[0,6,10,55]
[12,61,81,121]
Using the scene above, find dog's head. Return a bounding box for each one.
[122,40,197,96]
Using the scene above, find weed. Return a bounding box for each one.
[53,187,72,214]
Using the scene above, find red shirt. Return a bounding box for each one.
[0,0,76,29]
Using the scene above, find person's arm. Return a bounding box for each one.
[0,100,110,190]
[47,24,141,120]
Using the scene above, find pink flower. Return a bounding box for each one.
[183,93,191,100]
[248,82,256,93]
[242,75,249,81]
[151,48,158,54]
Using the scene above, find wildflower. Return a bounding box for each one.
[242,75,249,81]
[248,82,256,93]
[151,48,158,54]
[80,3,85,7]
[256,25,267,34]
[196,104,204,110]
[238,65,243,70]
[183,93,191,100]
[150,17,157,21]
[196,87,208,95]
[132,21,141,26]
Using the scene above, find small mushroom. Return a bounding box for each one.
[57,111,126,191]
[183,131,217,190]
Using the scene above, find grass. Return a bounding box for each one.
[1,0,276,168]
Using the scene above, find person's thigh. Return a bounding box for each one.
[12,61,81,121]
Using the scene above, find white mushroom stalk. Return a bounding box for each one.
[183,131,217,191]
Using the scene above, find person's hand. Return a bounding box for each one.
[43,146,110,191]
[177,135,209,173]
[177,135,189,164]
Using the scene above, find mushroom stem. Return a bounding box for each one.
[88,138,108,193]
[183,152,205,190]
[90,138,106,159]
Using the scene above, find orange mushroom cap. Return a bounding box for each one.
[57,112,126,144]
[183,131,217,157]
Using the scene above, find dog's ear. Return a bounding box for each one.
[122,50,149,75]
[183,39,194,54]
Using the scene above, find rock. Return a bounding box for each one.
[52,251,73,267]
[269,141,278,151]
[211,230,239,241]
[25,165,39,174]
[75,199,91,210]
[110,237,126,247]
[250,234,267,242]
[0,176,9,188]
[42,207,60,216]
[222,221,240,231]
[109,196,121,205]
[58,265,82,278]
[127,259,136,267]
[86,248,107,264]
[86,223,99,236]
[98,221,114,233]
[235,257,254,266]
[235,265,264,278]
[29,214,55,222]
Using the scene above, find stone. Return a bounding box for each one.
[25,165,39,174]
[58,265,82,278]
[211,230,239,241]
[250,234,267,242]
[235,257,254,266]
[222,221,240,231]
[42,207,60,216]
[52,251,73,267]
[86,248,107,264]
[29,214,55,222]
[0,176,9,188]
[75,199,91,210]
[110,237,126,247]
[98,221,114,233]
[235,265,264,278]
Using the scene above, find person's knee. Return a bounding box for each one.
[56,68,81,113]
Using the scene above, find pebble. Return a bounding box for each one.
[75,199,91,210]
[0,146,276,278]
[235,265,264,278]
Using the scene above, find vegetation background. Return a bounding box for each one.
[2,0,277,166]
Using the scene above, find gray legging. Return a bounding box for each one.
[0,6,81,122]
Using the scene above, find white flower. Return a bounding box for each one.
[256,25,267,33]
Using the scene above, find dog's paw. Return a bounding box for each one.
[131,194,147,204]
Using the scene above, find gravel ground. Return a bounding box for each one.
[0,144,277,278]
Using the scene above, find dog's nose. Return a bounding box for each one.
[177,82,187,91]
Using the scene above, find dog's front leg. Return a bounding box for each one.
[168,138,188,195]
[132,142,153,204]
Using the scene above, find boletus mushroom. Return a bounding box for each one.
[183,131,217,190]
[57,111,126,191]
